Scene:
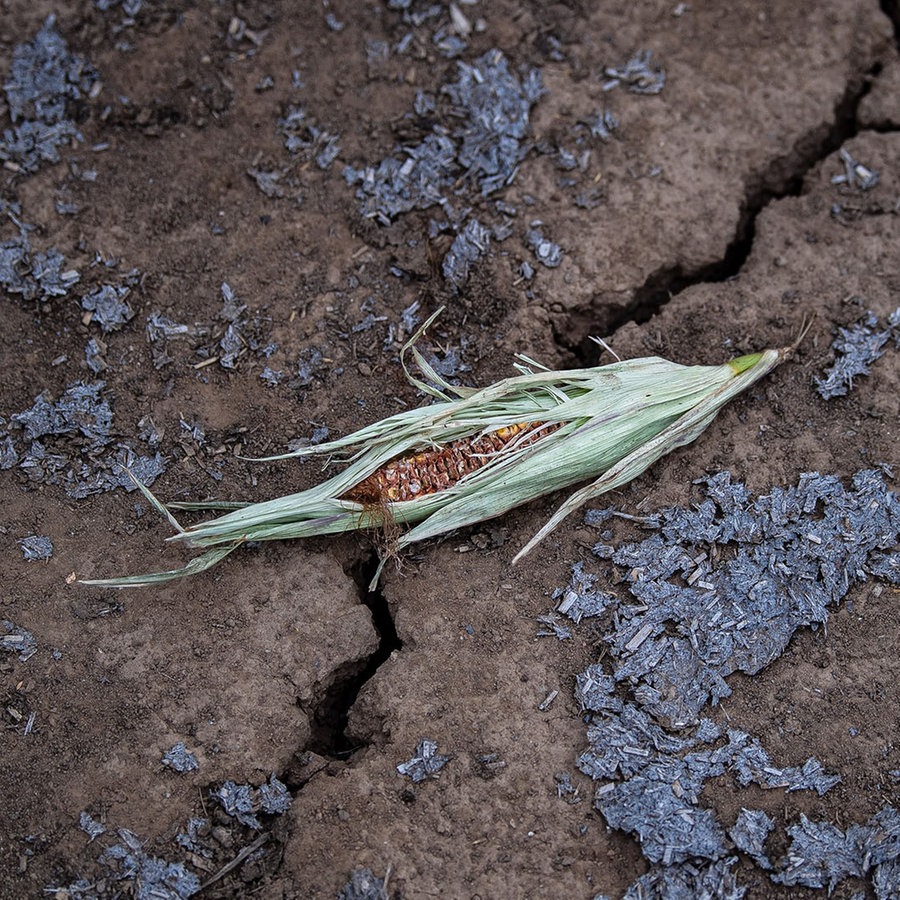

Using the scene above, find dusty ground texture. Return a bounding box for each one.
[1,1,898,898]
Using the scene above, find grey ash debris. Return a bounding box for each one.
[212,774,291,830]
[0,16,98,174]
[345,50,542,222]
[815,306,900,399]
[1,380,166,499]
[559,468,899,896]
[344,49,543,288]
[582,469,898,726]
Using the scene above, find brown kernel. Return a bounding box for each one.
[342,421,559,504]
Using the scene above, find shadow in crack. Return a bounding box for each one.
[304,552,402,759]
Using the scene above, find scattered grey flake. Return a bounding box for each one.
[582,109,619,142]
[213,780,260,829]
[869,551,899,583]
[603,49,666,95]
[219,281,244,322]
[350,312,387,334]
[442,217,491,287]
[444,50,543,195]
[278,105,341,170]
[554,772,581,803]
[212,774,290,830]
[81,284,134,332]
[175,818,211,858]
[338,867,387,900]
[260,366,284,386]
[555,560,618,624]
[536,611,571,640]
[414,90,435,116]
[0,236,80,301]
[218,282,247,369]
[832,147,880,191]
[433,28,467,59]
[0,119,82,174]
[596,752,730,864]
[85,337,107,373]
[247,166,289,198]
[11,381,112,445]
[579,703,840,867]
[64,450,166,500]
[18,534,53,560]
[0,435,18,469]
[324,12,345,31]
[575,664,623,714]
[162,742,198,773]
[525,227,563,268]
[730,809,775,870]
[622,857,744,900]
[875,858,900,900]
[589,469,899,725]
[420,344,468,380]
[556,146,578,170]
[79,811,106,842]
[728,729,840,795]
[0,17,98,174]
[100,833,201,899]
[259,773,291,814]
[815,308,899,399]
[96,0,144,15]
[345,133,457,224]
[519,260,534,280]
[772,814,869,890]
[577,703,703,782]
[146,313,192,341]
[347,50,541,222]
[1,620,37,661]
[295,347,324,387]
[396,738,450,783]
[146,313,208,369]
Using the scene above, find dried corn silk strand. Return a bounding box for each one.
[343,421,560,503]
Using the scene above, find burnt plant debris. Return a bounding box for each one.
[162,742,199,774]
[338,867,389,900]
[213,774,291,830]
[396,738,451,783]
[561,468,899,896]
[344,48,543,288]
[815,306,900,398]
[306,552,403,759]
[55,778,292,900]
[1,380,167,499]
[0,16,98,174]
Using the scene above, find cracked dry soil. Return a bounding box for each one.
[1,2,899,898]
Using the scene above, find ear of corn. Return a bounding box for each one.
[82,314,799,588]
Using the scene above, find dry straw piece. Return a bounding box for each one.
[83,312,805,588]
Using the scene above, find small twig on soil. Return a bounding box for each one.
[198,831,269,892]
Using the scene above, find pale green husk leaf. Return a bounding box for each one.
[81,320,791,588]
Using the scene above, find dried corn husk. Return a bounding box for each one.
[83,315,802,588]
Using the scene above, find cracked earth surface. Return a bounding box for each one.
[1,1,898,898]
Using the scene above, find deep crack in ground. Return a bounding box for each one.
[305,552,403,759]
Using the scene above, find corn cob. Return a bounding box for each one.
[82,311,807,589]
[342,421,561,503]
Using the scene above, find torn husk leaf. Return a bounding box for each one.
[82,319,799,588]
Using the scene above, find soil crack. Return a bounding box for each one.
[305,553,402,759]
[566,64,882,361]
